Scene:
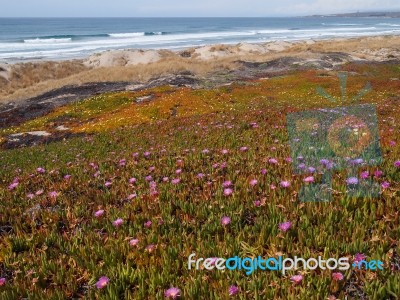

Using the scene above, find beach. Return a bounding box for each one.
[1,35,400,106]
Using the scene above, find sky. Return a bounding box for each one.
[1,0,400,17]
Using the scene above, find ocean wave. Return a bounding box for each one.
[109,32,166,38]
[377,23,400,27]
[322,23,361,26]
[109,32,145,38]
[24,37,72,44]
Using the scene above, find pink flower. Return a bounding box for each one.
[163,177,170,182]
[249,179,258,186]
[304,176,314,183]
[308,167,316,173]
[64,174,71,180]
[389,140,396,146]
[27,193,35,199]
[270,184,277,190]
[254,200,261,207]
[320,159,330,166]
[394,160,400,168]
[354,253,366,264]
[144,220,152,228]
[129,177,137,184]
[129,239,139,247]
[221,149,229,154]
[105,181,112,188]
[290,274,303,284]
[197,173,205,179]
[223,180,232,188]
[175,169,182,175]
[119,159,126,166]
[346,177,359,185]
[48,191,59,198]
[223,188,233,196]
[360,171,369,179]
[202,149,210,154]
[239,146,248,152]
[0,277,6,286]
[374,170,383,178]
[36,167,45,174]
[164,287,181,299]
[96,276,109,289]
[221,216,231,226]
[332,272,344,281]
[113,218,123,227]
[279,221,292,232]
[250,122,259,128]
[8,182,19,190]
[229,285,239,296]
[280,181,291,188]
[143,151,151,158]
[208,257,218,266]
[261,168,267,175]
[128,193,137,200]
[95,210,105,217]
[381,181,390,189]
[171,178,181,185]
[145,244,156,253]
[35,189,44,196]
[269,158,278,164]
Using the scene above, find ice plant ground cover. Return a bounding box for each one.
[0,63,399,299]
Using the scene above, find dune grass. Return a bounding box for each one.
[0,63,399,299]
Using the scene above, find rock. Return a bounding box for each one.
[0,63,11,81]
[56,125,69,131]
[135,95,154,103]
[10,131,51,137]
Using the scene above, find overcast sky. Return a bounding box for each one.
[1,0,400,17]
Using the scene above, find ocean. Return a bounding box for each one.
[0,17,399,62]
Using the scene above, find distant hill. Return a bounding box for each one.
[309,12,400,18]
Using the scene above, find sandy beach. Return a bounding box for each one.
[0,35,399,106]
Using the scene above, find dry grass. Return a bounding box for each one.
[1,35,399,104]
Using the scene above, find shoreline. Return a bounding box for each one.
[0,35,399,105]
[1,32,400,65]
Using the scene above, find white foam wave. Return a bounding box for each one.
[322,23,360,26]
[24,38,72,44]
[108,32,145,38]
[377,23,400,27]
